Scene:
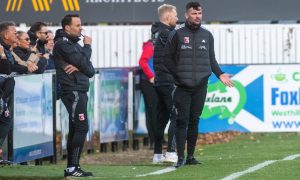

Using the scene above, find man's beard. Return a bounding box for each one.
[38,39,48,45]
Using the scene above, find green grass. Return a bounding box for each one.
[1,133,300,179]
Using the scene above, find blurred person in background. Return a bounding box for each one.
[53,14,95,178]
[13,31,47,74]
[27,22,50,67]
[164,2,234,168]
[0,21,18,165]
[138,39,157,150]
[151,3,178,164]
[0,22,27,74]
[45,30,55,70]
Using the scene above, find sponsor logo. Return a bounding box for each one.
[5,0,80,12]
[31,0,52,12]
[62,0,80,11]
[5,0,23,12]
[202,80,247,124]
[202,39,206,43]
[85,0,165,3]
[271,70,287,83]
[199,45,207,50]
[181,45,192,50]
[271,88,300,105]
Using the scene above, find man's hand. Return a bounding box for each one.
[64,64,79,74]
[83,35,92,45]
[0,45,6,60]
[43,53,50,59]
[219,73,234,87]
[0,45,3,54]
[149,77,155,84]
[27,61,38,73]
[30,44,38,53]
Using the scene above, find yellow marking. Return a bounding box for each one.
[6,0,12,12]
[17,0,22,12]
[37,0,44,11]
[67,0,74,11]
[73,0,80,11]
[32,0,39,11]
[43,0,50,11]
[62,0,69,11]
[11,0,17,11]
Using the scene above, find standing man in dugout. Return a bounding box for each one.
[164,2,234,168]
[53,14,95,178]
[151,3,179,164]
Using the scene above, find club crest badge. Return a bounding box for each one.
[79,114,85,121]
[184,37,189,43]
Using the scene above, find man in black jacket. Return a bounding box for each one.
[151,4,179,164]
[165,2,234,168]
[0,21,18,165]
[0,22,27,74]
[27,22,50,71]
[53,14,95,178]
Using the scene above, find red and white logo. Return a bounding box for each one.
[79,114,85,121]
[4,110,10,117]
[184,37,189,43]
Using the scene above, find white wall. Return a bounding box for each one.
[19,24,300,68]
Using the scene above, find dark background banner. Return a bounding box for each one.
[1,0,299,24]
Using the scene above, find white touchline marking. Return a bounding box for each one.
[221,154,300,180]
[136,167,176,177]
[282,154,300,161]
[221,160,277,180]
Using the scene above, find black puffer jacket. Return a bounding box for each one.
[53,29,95,92]
[165,22,223,89]
[151,22,175,86]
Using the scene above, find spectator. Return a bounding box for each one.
[0,22,27,74]
[27,22,50,68]
[13,31,47,74]
[0,22,17,165]
[45,30,55,70]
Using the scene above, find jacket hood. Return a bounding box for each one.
[54,29,80,43]
[151,22,173,35]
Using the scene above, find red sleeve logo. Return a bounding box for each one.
[79,113,85,121]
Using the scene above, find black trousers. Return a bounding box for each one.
[61,91,89,168]
[140,79,158,144]
[155,85,176,153]
[0,78,15,148]
[173,84,207,159]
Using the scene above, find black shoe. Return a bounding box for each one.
[64,167,93,178]
[174,158,185,168]
[185,157,202,165]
